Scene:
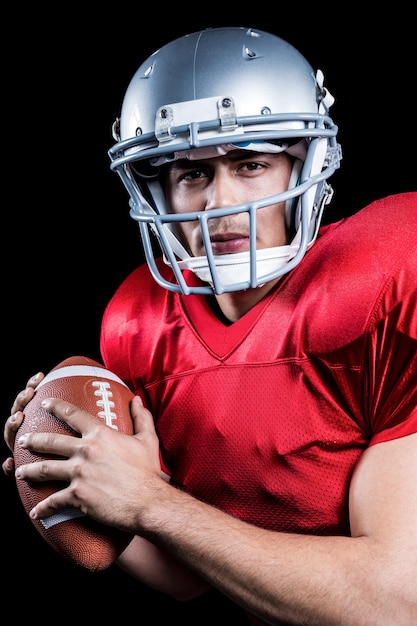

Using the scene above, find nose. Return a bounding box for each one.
[205,169,239,211]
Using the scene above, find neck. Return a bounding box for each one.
[209,279,280,324]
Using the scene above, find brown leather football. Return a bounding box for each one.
[14,356,135,572]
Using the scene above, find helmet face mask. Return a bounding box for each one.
[109,27,342,295]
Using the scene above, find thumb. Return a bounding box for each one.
[131,395,157,438]
[131,395,171,482]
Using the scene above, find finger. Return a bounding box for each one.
[2,456,15,477]
[11,372,44,414]
[4,411,24,451]
[39,397,102,434]
[29,486,85,521]
[15,428,78,461]
[15,454,72,483]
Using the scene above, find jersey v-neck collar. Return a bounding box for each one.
[180,287,278,359]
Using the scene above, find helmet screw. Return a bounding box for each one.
[221,98,233,109]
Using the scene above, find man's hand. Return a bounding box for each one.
[14,395,165,533]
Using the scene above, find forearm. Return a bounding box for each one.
[116,534,211,601]
[139,483,414,626]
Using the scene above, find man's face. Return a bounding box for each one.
[162,149,293,258]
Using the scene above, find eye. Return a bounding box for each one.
[182,169,208,181]
[236,161,267,175]
[240,161,265,171]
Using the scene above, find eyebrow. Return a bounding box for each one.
[169,150,271,170]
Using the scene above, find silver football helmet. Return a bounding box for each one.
[109,27,342,295]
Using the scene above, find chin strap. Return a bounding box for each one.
[175,243,300,287]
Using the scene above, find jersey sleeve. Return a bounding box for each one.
[366,236,417,446]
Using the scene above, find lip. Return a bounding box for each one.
[209,233,250,255]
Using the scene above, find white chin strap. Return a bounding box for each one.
[171,241,301,287]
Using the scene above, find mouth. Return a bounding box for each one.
[209,233,250,255]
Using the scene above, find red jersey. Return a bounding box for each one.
[101,192,417,539]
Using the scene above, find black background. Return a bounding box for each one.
[2,8,415,623]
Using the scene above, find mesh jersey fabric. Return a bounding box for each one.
[100,192,417,622]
